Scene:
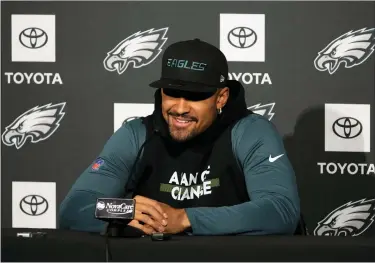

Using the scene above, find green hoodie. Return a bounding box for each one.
[59,112,300,235]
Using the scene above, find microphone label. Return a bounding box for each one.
[95,198,135,220]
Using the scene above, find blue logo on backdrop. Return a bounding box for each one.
[167,58,207,71]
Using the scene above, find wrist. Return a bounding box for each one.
[179,209,191,229]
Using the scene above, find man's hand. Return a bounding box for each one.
[127,195,168,235]
[158,202,191,234]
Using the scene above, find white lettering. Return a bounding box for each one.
[317,162,326,174]
[44,73,53,84]
[201,166,210,182]
[326,163,337,174]
[262,73,272,85]
[169,171,179,185]
[368,164,375,175]
[53,73,63,84]
[347,163,358,175]
[337,163,347,174]
[169,166,215,201]
[228,72,272,85]
[230,72,241,81]
[171,186,180,200]
[189,173,198,185]
[358,163,367,174]
[190,186,201,199]
[3,72,63,85]
[14,72,24,84]
[105,203,133,210]
[318,162,375,176]
[4,72,13,83]
[104,203,133,214]
[180,173,189,186]
[203,181,212,195]
[253,73,261,84]
[34,73,43,84]
[180,188,190,201]
[24,72,33,84]
[242,73,253,84]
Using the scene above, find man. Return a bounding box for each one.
[59,39,300,236]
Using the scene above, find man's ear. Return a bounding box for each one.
[216,87,229,109]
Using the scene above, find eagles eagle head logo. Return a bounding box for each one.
[103,27,168,74]
[314,28,375,74]
[2,102,66,149]
[314,198,375,236]
[247,103,275,121]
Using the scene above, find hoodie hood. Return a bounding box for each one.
[150,80,251,147]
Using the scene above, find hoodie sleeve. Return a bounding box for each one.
[58,118,146,233]
[185,115,300,235]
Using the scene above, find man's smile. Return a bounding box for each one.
[170,116,196,129]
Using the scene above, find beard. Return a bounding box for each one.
[168,123,200,142]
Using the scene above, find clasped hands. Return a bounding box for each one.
[127,195,191,235]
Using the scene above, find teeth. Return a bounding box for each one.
[176,119,189,123]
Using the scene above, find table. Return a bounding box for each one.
[2,228,375,261]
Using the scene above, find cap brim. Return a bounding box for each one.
[149,79,219,93]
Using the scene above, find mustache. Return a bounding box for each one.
[168,112,198,122]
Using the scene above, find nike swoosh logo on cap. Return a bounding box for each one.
[269,154,284,162]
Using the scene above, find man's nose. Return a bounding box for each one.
[173,98,190,114]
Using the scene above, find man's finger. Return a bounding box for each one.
[134,211,164,233]
[134,196,168,219]
[136,203,167,226]
[128,220,154,235]
[127,219,138,226]
[143,224,156,234]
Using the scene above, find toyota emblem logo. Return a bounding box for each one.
[19,27,48,49]
[227,27,257,48]
[332,117,363,139]
[19,195,49,216]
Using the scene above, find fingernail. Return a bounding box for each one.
[164,213,168,218]
[159,227,165,232]
[162,220,167,226]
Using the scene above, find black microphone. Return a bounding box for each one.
[94,198,142,262]
[95,198,135,222]
[95,198,144,238]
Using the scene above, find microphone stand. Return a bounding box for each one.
[101,220,131,262]
[104,224,112,262]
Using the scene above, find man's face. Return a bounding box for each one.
[161,87,229,142]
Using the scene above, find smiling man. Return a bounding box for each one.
[59,39,301,236]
